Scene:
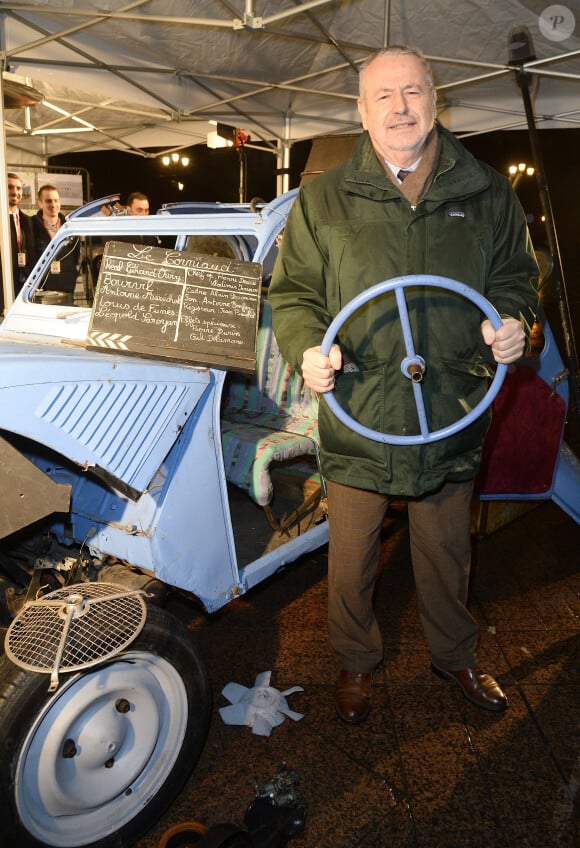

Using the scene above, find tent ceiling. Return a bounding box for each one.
[1,0,579,165]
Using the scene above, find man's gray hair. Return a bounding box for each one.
[358,45,436,100]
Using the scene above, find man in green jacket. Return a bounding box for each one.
[268,46,539,723]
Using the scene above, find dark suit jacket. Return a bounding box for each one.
[32,212,80,294]
[9,209,34,293]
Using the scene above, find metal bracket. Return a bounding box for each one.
[233,15,263,30]
[551,367,569,391]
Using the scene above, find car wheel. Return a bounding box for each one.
[0,603,211,847]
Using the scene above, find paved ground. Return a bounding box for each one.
[137,495,578,848]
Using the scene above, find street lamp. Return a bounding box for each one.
[160,152,190,192]
[508,162,534,189]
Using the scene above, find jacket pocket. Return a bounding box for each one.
[429,357,491,467]
[319,362,392,468]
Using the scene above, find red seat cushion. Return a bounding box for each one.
[476,366,566,496]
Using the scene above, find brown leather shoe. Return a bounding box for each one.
[335,669,372,724]
[432,665,508,712]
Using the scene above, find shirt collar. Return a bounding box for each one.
[384,156,422,180]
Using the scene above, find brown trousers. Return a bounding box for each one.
[326,478,479,673]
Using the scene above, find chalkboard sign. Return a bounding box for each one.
[86,241,262,371]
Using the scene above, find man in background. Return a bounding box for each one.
[4,172,34,311]
[123,191,160,245]
[126,191,151,216]
[32,184,79,306]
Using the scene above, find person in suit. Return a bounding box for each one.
[3,172,34,312]
[32,184,79,306]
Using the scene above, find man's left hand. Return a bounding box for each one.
[481,317,525,364]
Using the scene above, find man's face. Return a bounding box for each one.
[127,199,149,215]
[38,190,61,217]
[8,178,23,209]
[357,53,436,166]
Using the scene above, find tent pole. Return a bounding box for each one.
[237,147,245,203]
[282,115,291,196]
[382,0,391,47]
[275,117,291,198]
[514,65,580,416]
[0,65,14,316]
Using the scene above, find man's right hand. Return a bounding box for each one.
[301,344,342,393]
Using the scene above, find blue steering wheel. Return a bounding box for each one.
[319,274,507,445]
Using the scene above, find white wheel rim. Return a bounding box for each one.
[15,651,188,847]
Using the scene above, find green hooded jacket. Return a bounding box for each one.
[268,125,539,497]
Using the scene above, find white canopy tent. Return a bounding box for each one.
[1,0,579,309]
[2,2,580,157]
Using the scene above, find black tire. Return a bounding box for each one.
[0,603,212,848]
